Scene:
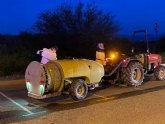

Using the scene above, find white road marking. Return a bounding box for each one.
[23,111,47,116]
[0,91,48,116]
[28,102,41,108]
[0,91,34,115]
[0,92,34,114]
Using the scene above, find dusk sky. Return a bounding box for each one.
[0,0,164,36]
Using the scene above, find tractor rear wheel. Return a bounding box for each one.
[154,65,165,81]
[69,79,88,101]
[121,61,144,87]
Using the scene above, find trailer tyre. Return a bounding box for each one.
[121,61,144,87]
[154,65,165,81]
[69,79,88,101]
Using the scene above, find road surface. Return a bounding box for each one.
[0,77,165,124]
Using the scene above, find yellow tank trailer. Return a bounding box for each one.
[25,59,104,100]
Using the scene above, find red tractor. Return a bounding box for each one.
[132,30,165,80]
[97,43,145,87]
[97,30,165,87]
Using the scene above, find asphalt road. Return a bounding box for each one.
[0,76,165,124]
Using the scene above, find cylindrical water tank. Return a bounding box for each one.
[25,59,104,97]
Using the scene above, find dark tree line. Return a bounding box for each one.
[34,3,119,59]
[0,2,120,76]
[0,2,165,77]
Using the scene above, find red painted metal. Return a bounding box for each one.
[148,53,162,68]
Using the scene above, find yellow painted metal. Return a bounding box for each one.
[43,61,64,92]
[58,59,90,79]
[25,59,104,98]
[96,51,105,65]
[58,59,104,84]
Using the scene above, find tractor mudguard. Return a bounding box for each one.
[121,58,141,68]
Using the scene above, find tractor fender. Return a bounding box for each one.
[121,58,142,68]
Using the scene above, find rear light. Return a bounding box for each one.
[39,81,45,85]
[26,80,31,92]
[122,59,127,63]
[26,79,30,83]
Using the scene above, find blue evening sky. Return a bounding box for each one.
[0,0,164,36]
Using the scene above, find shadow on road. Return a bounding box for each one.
[2,81,165,124]
[41,84,165,112]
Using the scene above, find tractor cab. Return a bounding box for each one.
[132,30,163,74]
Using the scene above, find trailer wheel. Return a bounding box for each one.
[121,61,144,87]
[154,65,165,81]
[69,79,88,101]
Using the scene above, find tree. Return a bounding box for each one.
[35,2,119,59]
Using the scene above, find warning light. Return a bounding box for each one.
[111,54,115,59]
[107,51,119,60]
[39,81,45,85]
[122,59,127,63]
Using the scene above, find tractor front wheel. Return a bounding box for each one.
[69,79,88,101]
[154,65,165,81]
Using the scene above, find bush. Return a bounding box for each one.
[0,53,35,76]
[160,52,165,63]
